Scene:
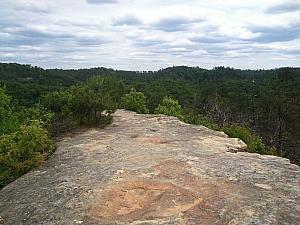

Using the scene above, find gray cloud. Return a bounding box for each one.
[190,35,233,44]
[150,48,191,56]
[86,0,119,4]
[130,36,195,56]
[1,26,86,48]
[265,1,300,14]
[131,38,203,57]
[249,24,300,43]
[20,29,72,39]
[75,36,110,46]
[133,37,166,47]
[0,18,22,30]
[3,28,73,46]
[112,14,143,26]
[286,49,300,55]
[152,16,204,32]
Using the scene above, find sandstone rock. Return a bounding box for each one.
[0,216,4,224]
[0,110,299,225]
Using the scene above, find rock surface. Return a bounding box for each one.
[0,110,300,225]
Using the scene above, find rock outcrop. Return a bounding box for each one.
[0,110,299,225]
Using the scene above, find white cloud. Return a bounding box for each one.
[86,0,119,4]
[0,0,299,70]
[112,14,143,26]
[14,0,53,13]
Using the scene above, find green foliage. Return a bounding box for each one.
[257,68,300,160]
[1,63,299,164]
[0,120,54,188]
[222,124,275,155]
[18,104,54,128]
[42,90,73,117]
[155,96,182,118]
[42,76,123,134]
[121,88,149,114]
[0,87,19,135]
[182,111,220,131]
[70,76,123,124]
[0,87,54,188]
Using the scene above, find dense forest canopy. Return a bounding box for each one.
[0,63,299,183]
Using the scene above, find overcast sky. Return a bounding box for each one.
[1,0,300,70]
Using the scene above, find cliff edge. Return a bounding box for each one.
[0,110,299,225]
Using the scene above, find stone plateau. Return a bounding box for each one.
[0,110,299,225]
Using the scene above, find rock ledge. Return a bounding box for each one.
[0,110,299,225]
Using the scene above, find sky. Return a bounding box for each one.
[0,0,300,70]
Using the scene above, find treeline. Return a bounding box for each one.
[0,63,299,169]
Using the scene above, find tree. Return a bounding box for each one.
[121,89,149,114]
[42,90,73,118]
[85,76,124,123]
[154,96,182,118]
[265,68,299,159]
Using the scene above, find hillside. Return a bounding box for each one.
[1,63,299,164]
[1,110,299,225]
[0,63,300,164]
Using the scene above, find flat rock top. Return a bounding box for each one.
[1,110,300,225]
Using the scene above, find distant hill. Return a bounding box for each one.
[1,62,299,106]
[1,62,299,164]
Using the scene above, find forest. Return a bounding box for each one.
[0,62,299,188]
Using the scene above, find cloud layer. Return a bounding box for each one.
[86,0,118,4]
[265,0,300,14]
[0,0,299,70]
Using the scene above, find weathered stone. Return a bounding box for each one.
[0,110,299,225]
[0,216,4,224]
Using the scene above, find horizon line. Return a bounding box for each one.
[1,61,299,72]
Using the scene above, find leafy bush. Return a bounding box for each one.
[182,111,220,130]
[222,124,270,154]
[18,104,54,128]
[121,88,149,114]
[154,96,182,118]
[42,76,122,133]
[0,120,54,188]
[42,90,73,118]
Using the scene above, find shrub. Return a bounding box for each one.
[154,96,182,118]
[0,120,54,188]
[121,88,149,114]
[42,76,121,132]
[222,124,268,154]
[18,104,55,128]
[182,112,220,130]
